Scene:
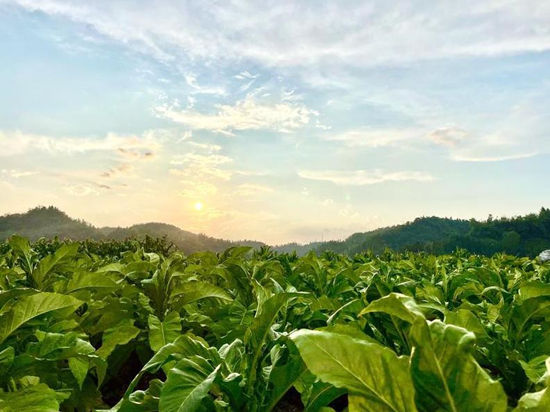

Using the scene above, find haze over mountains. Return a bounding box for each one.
[1,206,549,257]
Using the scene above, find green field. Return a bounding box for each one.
[1,236,549,411]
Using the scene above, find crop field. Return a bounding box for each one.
[0,237,550,411]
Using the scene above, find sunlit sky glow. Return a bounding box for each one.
[0,1,549,244]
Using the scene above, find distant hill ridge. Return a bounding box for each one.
[0,206,264,254]
[1,206,549,256]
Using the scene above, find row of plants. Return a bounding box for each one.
[0,236,549,411]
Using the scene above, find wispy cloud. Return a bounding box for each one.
[326,128,421,148]
[0,130,162,158]
[234,183,274,196]
[101,163,134,178]
[298,169,435,186]
[10,1,550,68]
[187,141,222,153]
[156,96,314,134]
[428,127,540,162]
[451,152,537,162]
[184,73,226,96]
[1,169,38,178]
[428,127,468,147]
[170,152,234,200]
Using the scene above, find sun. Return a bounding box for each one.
[194,202,204,211]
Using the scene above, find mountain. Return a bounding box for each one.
[312,216,471,255]
[0,206,264,254]
[302,208,550,257]
[1,206,549,257]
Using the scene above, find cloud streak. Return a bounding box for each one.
[298,169,435,186]
[157,96,314,134]
[0,130,162,158]
[9,1,550,68]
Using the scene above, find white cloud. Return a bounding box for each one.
[64,183,100,197]
[101,163,134,178]
[298,169,435,186]
[184,73,226,96]
[428,126,541,162]
[235,183,274,196]
[0,130,162,158]
[9,1,550,68]
[170,153,232,167]
[157,96,314,134]
[1,169,38,178]
[235,71,258,80]
[187,141,222,153]
[170,152,234,201]
[451,152,537,162]
[428,127,468,147]
[326,128,421,148]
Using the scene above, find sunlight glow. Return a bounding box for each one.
[194,202,204,211]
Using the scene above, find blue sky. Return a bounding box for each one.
[0,1,549,244]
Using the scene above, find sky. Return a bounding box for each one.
[0,1,549,244]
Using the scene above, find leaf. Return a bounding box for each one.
[444,309,488,339]
[159,359,220,412]
[303,381,345,412]
[69,357,89,389]
[291,329,418,412]
[295,371,345,412]
[171,281,232,306]
[8,236,33,274]
[409,319,507,412]
[0,292,82,344]
[514,388,550,411]
[33,243,79,288]
[244,292,304,397]
[121,335,219,401]
[264,341,307,411]
[520,356,549,384]
[65,271,118,293]
[0,383,69,412]
[148,311,181,352]
[514,358,550,411]
[0,346,14,377]
[359,293,425,324]
[96,320,140,359]
[121,379,163,412]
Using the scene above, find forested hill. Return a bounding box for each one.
[1,206,549,257]
[0,206,264,255]
[311,208,550,257]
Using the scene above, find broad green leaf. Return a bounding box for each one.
[159,359,220,412]
[0,292,82,344]
[96,319,140,359]
[121,334,219,401]
[171,281,232,306]
[0,383,68,412]
[264,341,307,411]
[69,357,89,389]
[514,358,550,411]
[520,356,549,384]
[65,271,118,293]
[444,309,487,339]
[33,243,79,288]
[359,293,425,323]
[0,346,14,374]
[244,292,304,397]
[515,389,550,411]
[291,329,418,412]
[121,379,163,412]
[409,319,507,412]
[8,235,33,275]
[296,372,346,412]
[148,311,181,352]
